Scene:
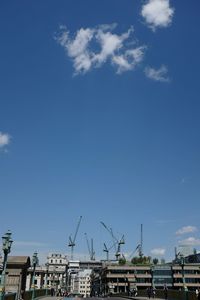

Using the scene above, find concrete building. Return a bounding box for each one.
[91,264,151,296]
[91,262,200,296]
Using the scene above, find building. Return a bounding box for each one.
[66,260,102,294]
[91,263,151,296]
[91,262,200,296]
[172,264,200,290]
[0,256,30,296]
[26,253,67,292]
[74,269,92,297]
[152,264,173,288]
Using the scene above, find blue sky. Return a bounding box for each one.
[0,0,200,263]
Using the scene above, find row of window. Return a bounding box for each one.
[50,259,63,264]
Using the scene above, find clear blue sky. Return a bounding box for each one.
[0,0,200,263]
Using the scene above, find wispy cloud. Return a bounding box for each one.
[145,65,170,82]
[14,241,49,247]
[178,237,200,246]
[0,132,11,150]
[55,24,146,75]
[176,226,197,236]
[150,248,166,256]
[141,0,174,31]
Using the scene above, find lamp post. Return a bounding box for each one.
[0,230,13,300]
[179,254,188,300]
[151,266,155,288]
[31,252,38,300]
[45,263,49,296]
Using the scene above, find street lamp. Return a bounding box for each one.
[151,266,155,288]
[45,263,49,296]
[31,252,38,300]
[0,230,13,300]
[179,254,188,300]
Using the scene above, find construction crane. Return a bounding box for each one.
[103,241,118,261]
[129,244,141,260]
[129,224,143,260]
[139,224,143,258]
[85,233,95,261]
[100,221,125,260]
[68,216,82,260]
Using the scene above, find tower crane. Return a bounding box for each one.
[103,241,118,262]
[129,224,144,260]
[68,216,82,260]
[100,221,125,260]
[85,233,95,261]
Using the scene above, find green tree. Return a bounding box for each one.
[119,257,126,265]
[153,258,159,265]
[131,256,151,265]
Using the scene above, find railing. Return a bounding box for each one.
[23,289,50,300]
[4,289,50,300]
[112,289,197,300]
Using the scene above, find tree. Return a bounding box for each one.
[153,258,159,265]
[131,256,151,265]
[119,257,126,265]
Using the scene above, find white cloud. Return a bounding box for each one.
[145,65,170,82]
[176,226,197,235]
[55,24,146,75]
[150,248,166,256]
[0,132,11,149]
[179,237,200,246]
[113,46,146,74]
[141,0,174,31]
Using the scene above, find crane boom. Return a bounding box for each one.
[68,216,82,260]
[101,221,125,261]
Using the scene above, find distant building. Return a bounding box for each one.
[74,269,92,297]
[26,253,67,291]
[67,260,102,294]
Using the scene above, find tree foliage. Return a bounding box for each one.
[153,258,159,265]
[119,257,126,265]
[131,256,151,265]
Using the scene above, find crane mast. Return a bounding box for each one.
[85,233,95,261]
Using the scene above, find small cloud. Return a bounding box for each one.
[144,65,170,82]
[176,226,197,236]
[141,0,174,31]
[150,248,166,256]
[55,24,146,75]
[0,132,11,150]
[179,237,200,246]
